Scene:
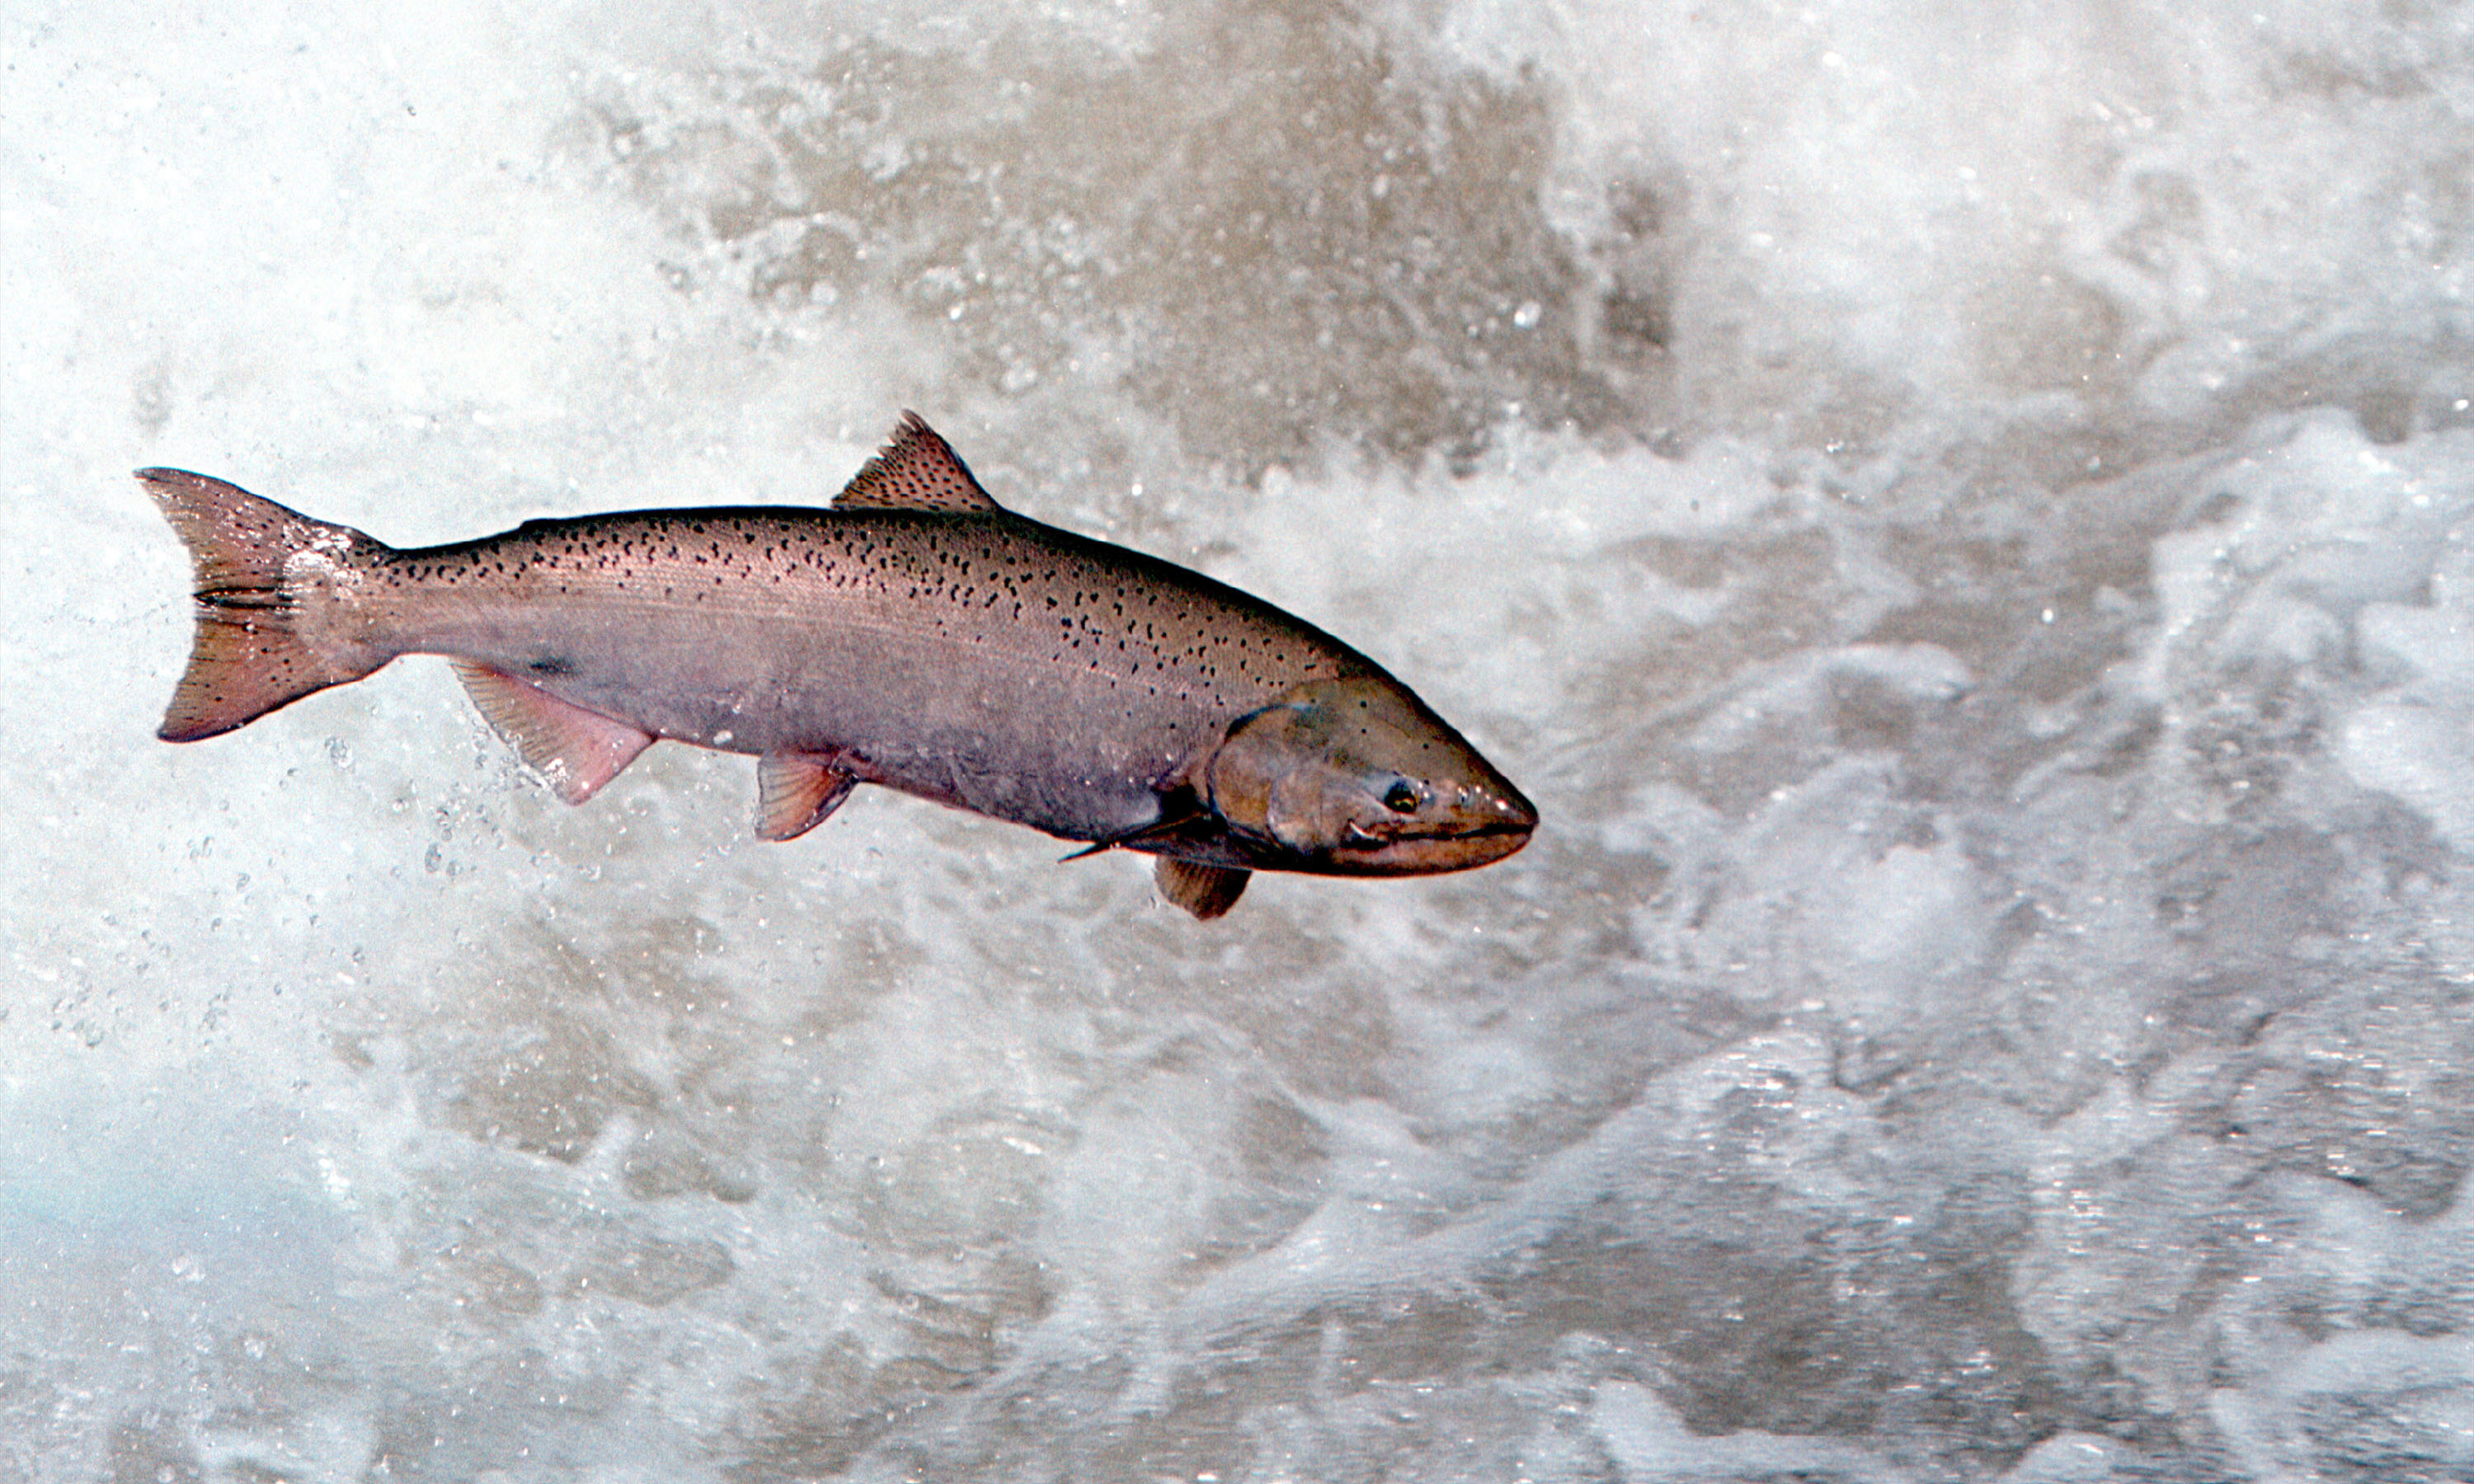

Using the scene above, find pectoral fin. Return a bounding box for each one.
[755,753,859,841]
[452,661,654,805]
[1155,857,1249,919]
[1058,798,1209,862]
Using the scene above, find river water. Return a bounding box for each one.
[6,2,2472,1478]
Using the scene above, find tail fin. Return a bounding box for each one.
[139,468,392,742]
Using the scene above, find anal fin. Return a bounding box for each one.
[452,661,653,805]
[1155,857,1250,920]
[756,753,859,841]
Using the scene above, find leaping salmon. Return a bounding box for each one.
[140,414,1536,917]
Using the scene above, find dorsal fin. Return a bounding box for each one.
[833,412,1005,514]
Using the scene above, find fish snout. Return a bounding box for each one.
[1446,778,1539,866]
[1486,780,1540,835]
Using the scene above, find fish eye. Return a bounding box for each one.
[1381,779,1421,814]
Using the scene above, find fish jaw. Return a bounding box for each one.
[1318,777,1537,875]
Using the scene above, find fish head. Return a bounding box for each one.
[1201,677,1536,876]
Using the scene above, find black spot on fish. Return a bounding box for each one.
[528,655,577,678]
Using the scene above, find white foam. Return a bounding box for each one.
[8,0,2474,1477]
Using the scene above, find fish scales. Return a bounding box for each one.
[365,507,1369,841]
[142,413,1534,918]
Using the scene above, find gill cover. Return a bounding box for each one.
[1200,677,1536,876]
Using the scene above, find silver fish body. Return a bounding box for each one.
[143,416,1535,916]
[370,506,1365,843]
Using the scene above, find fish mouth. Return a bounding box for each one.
[1325,794,1538,876]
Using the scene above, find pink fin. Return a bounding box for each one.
[755,752,858,841]
[451,661,653,805]
[1155,857,1249,919]
[833,411,1005,514]
[139,468,391,742]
